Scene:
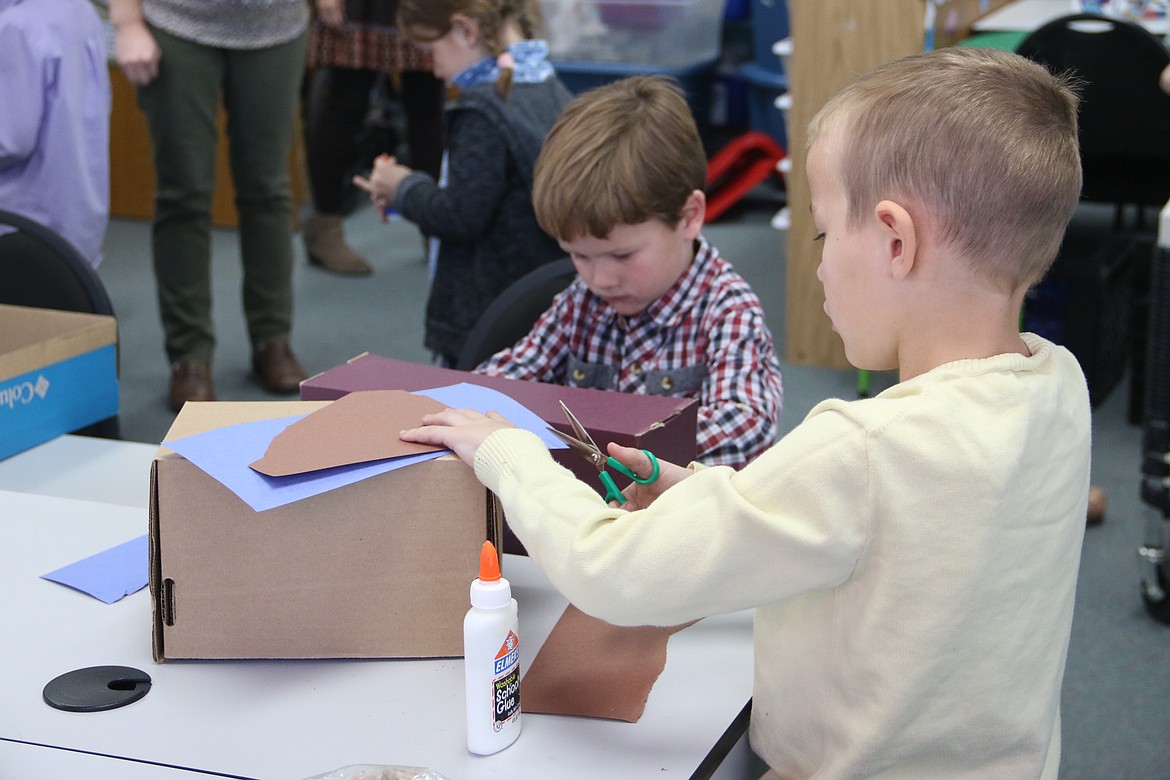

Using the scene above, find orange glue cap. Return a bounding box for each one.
[478,541,501,583]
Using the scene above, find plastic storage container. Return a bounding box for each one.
[542,0,727,68]
[711,68,750,130]
[723,0,749,21]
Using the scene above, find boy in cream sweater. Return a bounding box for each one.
[401,48,1090,779]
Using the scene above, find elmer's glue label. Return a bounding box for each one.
[464,541,521,754]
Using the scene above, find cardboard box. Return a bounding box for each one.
[0,305,118,461]
[302,354,699,555]
[149,401,503,661]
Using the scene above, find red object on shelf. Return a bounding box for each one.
[704,131,785,223]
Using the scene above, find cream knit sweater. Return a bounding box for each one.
[474,333,1090,779]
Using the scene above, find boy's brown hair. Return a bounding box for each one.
[808,47,1082,292]
[532,75,706,240]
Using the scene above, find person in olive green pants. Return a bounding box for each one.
[110,0,309,412]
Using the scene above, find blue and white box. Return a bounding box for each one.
[0,305,118,460]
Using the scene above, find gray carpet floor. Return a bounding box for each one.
[95,191,1170,779]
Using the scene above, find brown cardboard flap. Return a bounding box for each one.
[0,304,116,380]
[521,605,692,722]
[250,390,446,476]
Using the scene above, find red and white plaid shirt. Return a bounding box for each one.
[476,237,784,468]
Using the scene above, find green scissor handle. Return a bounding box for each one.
[598,450,660,504]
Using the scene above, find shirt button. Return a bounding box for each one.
[660,376,674,391]
[571,368,586,382]
[630,363,643,376]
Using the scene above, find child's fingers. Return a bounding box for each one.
[399,409,469,442]
[372,154,397,171]
[399,425,445,445]
[400,408,516,467]
[352,175,373,193]
[420,408,488,426]
[607,443,657,482]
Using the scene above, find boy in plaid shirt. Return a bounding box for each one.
[476,76,783,469]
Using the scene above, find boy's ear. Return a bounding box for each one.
[680,190,706,240]
[874,199,917,281]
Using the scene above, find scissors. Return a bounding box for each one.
[547,400,660,504]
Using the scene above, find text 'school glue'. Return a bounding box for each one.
[464,541,521,755]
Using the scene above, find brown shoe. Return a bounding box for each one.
[304,213,372,276]
[168,359,215,413]
[1087,485,1107,526]
[252,340,306,394]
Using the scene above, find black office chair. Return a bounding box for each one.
[0,209,120,438]
[454,257,577,371]
[1017,13,1170,229]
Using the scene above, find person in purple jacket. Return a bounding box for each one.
[0,0,111,268]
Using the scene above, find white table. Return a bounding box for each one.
[0,434,157,508]
[0,439,756,780]
[0,739,228,778]
[973,0,1169,35]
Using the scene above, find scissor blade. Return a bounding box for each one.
[546,426,606,472]
[558,400,600,451]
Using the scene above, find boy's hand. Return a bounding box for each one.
[605,442,692,510]
[400,408,516,469]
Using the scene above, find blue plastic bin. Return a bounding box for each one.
[724,0,750,21]
[739,61,787,149]
[552,58,720,149]
[749,0,789,74]
[712,68,750,130]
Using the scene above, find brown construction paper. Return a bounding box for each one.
[521,604,693,722]
[249,390,446,476]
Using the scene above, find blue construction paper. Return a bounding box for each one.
[413,382,567,450]
[161,384,562,513]
[41,535,148,604]
[163,415,445,512]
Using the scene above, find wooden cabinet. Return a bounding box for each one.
[782,0,1012,367]
[107,65,308,229]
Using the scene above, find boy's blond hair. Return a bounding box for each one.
[532,76,706,240]
[808,47,1081,291]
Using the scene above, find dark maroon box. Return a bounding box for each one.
[302,353,699,552]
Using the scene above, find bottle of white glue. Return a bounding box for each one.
[464,540,521,755]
